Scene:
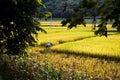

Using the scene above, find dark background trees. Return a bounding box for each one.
[61,0,120,37]
[41,0,81,18]
[0,0,119,55]
[0,0,50,55]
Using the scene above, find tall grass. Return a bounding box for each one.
[37,27,94,45]
[51,34,120,59]
[47,52,120,78]
[1,53,119,80]
[0,54,92,80]
[26,24,120,79]
[1,21,119,79]
[37,23,117,46]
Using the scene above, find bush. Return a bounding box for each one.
[0,54,91,80]
[0,54,39,80]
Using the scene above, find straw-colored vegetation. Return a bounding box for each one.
[1,21,120,80]
[37,27,94,45]
[26,22,120,79]
[51,34,120,58]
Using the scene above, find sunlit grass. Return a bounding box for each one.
[37,27,94,45]
[41,21,62,26]
[28,52,120,79]
[51,34,120,58]
[29,22,120,79]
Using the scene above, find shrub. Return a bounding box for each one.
[0,54,39,80]
[0,54,91,80]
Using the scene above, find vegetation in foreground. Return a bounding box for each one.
[0,0,50,55]
[29,25,120,79]
[1,52,120,80]
[0,0,119,79]
[0,24,120,80]
[0,54,91,80]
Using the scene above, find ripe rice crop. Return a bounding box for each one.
[51,34,120,59]
[28,23,120,79]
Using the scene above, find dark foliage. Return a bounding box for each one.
[0,0,50,55]
[62,0,120,37]
[40,0,81,18]
[62,0,97,28]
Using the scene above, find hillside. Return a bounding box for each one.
[41,0,81,18]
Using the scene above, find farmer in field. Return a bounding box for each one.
[46,42,52,48]
[43,42,52,53]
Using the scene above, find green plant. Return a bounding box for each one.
[0,54,39,80]
[0,0,50,55]
[0,54,92,80]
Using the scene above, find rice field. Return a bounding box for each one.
[29,52,120,79]
[37,27,94,45]
[29,21,120,79]
[51,34,120,59]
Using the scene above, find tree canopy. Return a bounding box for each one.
[0,0,50,55]
[62,0,120,37]
[41,0,81,18]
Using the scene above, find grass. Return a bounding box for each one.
[37,27,94,45]
[41,21,62,27]
[28,22,120,79]
[51,34,120,59]
[0,20,119,79]
[33,52,120,79]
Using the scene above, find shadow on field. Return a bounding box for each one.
[107,30,118,32]
[51,49,120,62]
[50,33,120,62]
[39,33,120,62]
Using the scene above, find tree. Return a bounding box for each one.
[99,0,120,32]
[0,0,51,55]
[95,0,120,36]
[40,0,80,18]
[62,0,120,37]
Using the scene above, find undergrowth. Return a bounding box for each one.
[0,54,91,80]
